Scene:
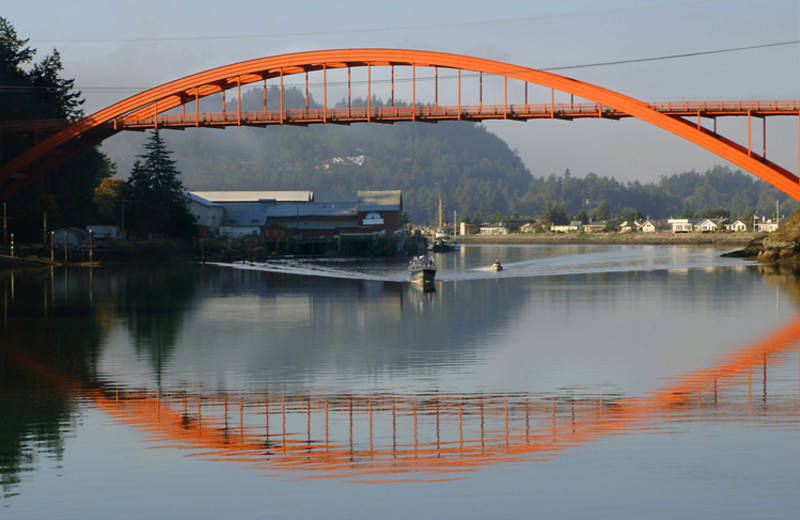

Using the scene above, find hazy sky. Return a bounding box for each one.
[4,0,799,183]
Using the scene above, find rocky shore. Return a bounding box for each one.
[753,211,800,267]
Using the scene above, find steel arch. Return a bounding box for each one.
[2,48,799,201]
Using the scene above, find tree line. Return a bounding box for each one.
[2,15,797,241]
[0,18,193,242]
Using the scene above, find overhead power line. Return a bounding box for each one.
[543,39,800,71]
[1,39,796,95]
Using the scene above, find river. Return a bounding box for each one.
[2,244,799,519]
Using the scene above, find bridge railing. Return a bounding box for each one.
[116,102,627,128]
[651,100,800,113]
[3,100,800,134]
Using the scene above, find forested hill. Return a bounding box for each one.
[104,86,798,224]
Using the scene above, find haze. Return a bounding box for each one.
[5,0,799,183]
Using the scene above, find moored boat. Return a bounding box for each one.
[409,255,436,284]
[431,238,458,252]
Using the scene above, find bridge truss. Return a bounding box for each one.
[2,48,800,201]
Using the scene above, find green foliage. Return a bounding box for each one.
[0,17,113,240]
[542,201,568,225]
[94,178,126,224]
[593,200,610,221]
[701,207,730,219]
[125,130,196,239]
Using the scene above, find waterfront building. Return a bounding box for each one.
[186,190,402,239]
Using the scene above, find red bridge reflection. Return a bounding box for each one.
[73,317,800,482]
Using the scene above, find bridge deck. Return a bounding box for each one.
[3,100,799,134]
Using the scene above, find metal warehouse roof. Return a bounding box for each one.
[184,192,221,207]
[220,202,356,225]
[190,191,314,203]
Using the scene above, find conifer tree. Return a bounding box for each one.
[125,130,195,239]
[0,17,112,239]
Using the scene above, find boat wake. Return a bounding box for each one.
[213,247,755,283]
[219,260,407,282]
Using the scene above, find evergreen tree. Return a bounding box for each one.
[0,17,112,240]
[542,201,568,225]
[593,200,610,221]
[125,130,195,239]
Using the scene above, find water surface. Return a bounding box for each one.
[2,244,799,518]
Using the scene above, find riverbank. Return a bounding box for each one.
[1,232,763,268]
[455,232,763,247]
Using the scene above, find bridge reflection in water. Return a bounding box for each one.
[83,317,800,482]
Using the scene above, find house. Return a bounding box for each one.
[618,220,643,233]
[582,221,607,233]
[551,221,580,233]
[52,227,91,247]
[668,218,693,233]
[755,218,780,232]
[519,222,543,234]
[641,220,658,233]
[723,219,748,232]
[694,219,719,233]
[86,224,119,241]
[479,225,508,235]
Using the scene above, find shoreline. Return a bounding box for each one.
[1,232,762,268]
[453,232,762,247]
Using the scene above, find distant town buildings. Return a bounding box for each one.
[498,217,770,235]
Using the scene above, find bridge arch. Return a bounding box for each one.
[2,48,799,201]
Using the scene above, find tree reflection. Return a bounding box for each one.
[0,264,200,497]
[0,267,102,498]
[113,264,199,380]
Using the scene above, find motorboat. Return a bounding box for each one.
[409,255,436,284]
[431,238,459,252]
[491,259,503,271]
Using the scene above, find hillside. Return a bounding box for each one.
[100,87,799,225]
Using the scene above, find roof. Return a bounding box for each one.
[263,202,356,218]
[190,191,314,203]
[357,190,402,212]
[220,201,357,226]
[184,192,221,208]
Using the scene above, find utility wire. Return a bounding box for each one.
[1,38,797,94]
[543,39,800,71]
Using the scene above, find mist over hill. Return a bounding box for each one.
[100,87,798,224]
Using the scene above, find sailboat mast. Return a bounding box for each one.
[438,193,443,231]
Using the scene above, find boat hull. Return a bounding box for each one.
[410,268,436,284]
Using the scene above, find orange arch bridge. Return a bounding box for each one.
[2,48,800,201]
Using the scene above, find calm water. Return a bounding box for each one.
[2,244,800,519]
